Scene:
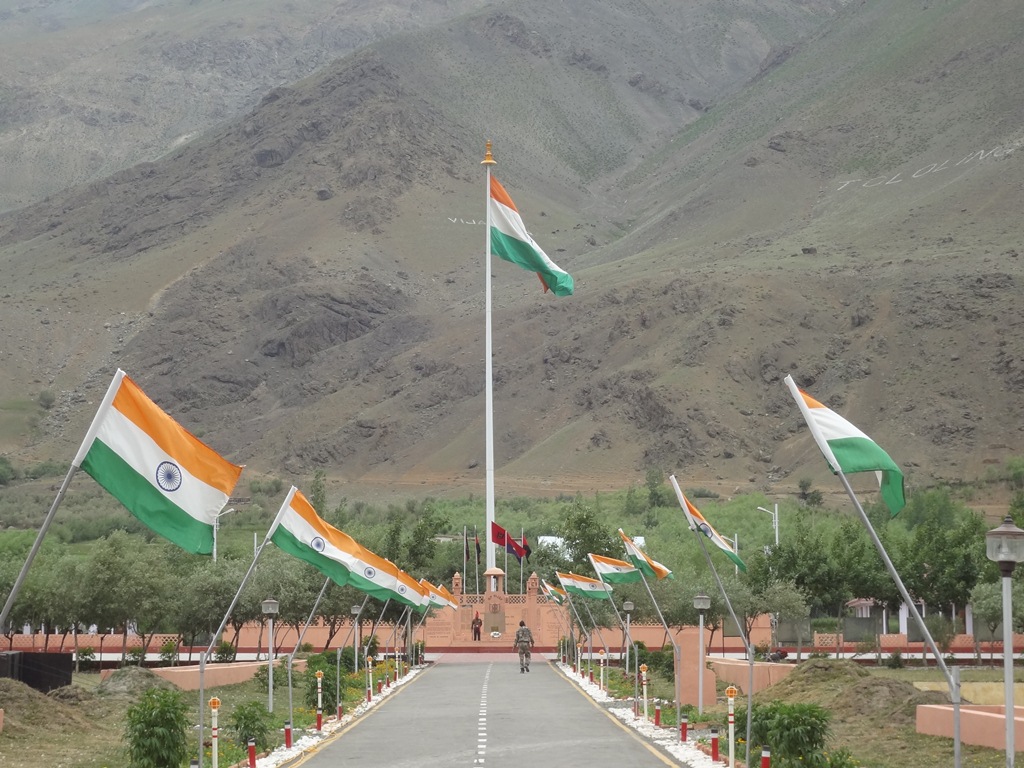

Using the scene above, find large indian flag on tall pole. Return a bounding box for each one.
[784,374,906,517]
[618,529,673,580]
[72,369,242,555]
[588,553,643,585]
[556,571,612,600]
[269,487,400,600]
[669,476,747,573]
[488,175,574,297]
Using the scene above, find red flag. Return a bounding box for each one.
[491,521,525,562]
[521,535,532,562]
[475,529,481,565]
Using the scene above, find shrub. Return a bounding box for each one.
[124,687,190,768]
[158,640,178,667]
[884,650,905,669]
[214,641,236,663]
[228,701,274,754]
[77,646,96,671]
[38,390,55,410]
[252,659,286,689]
[126,646,147,666]
[745,700,831,767]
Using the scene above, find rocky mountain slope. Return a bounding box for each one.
[0,0,1021,504]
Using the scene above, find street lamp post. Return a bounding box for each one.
[986,515,1024,768]
[212,508,235,563]
[623,600,634,676]
[757,504,779,548]
[694,591,711,715]
[261,598,279,712]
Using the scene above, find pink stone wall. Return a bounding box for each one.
[917,704,1024,750]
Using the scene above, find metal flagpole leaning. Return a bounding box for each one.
[784,374,962,768]
[351,596,369,672]
[286,578,331,733]
[196,488,294,768]
[671,475,754,765]
[482,142,497,573]
[578,598,610,657]
[474,526,480,595]
[0,464,78,630]
[1,368,128,630]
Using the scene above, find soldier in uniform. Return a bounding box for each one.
[514,620,535,672]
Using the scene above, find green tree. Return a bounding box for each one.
[557,496,614,571]
[645,467,667,509]
[123,687,190,768]
[309,469,327,515]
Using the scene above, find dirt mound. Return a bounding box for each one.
[96,666,179,697]
[758,659,948,726]
[0,678,90,735]
[47,684,95,705]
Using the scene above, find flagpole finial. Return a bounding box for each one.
[481,140,496,166]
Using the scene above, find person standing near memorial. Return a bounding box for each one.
[514,620,534,672]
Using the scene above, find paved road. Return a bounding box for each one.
[292,653,681,767]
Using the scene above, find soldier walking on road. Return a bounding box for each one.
[514,620,535,673]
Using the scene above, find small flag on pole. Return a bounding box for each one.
[670,476,747,573]
[73,369,242,555]
[618,529,673,580]
[588,553,643,584]
[556,571,613,600]
[784,374,906,516]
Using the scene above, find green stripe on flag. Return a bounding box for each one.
[269,525,355,587]
[828,436,906,516]
[490,228,574,296]
[81,439,213,554]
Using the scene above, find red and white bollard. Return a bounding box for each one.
[377,680,383,694]
[761,747,771,767]
[680,714,688,742]
[285,721,292,749]
[366,686,372,703]
[654,705,661,727]
[247,738,257,768]
[209,697,221,768]
[710,728,719,762]
[337,702,344,720]
[315,671,324,732]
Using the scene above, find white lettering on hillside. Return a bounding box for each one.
[832,136,1022,192]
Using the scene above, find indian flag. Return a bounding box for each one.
[588,553,642,585]
[489,176,574,296]
[669,476,747,573]
[393,566,430,612]
[556,571,612,600]
[784,374,906,516]
[618,529,673,580]
[438,583,459,609]
[542,580,567,605]
[421,579,458,610]
[269,487,399,600]
[72,369,242,555]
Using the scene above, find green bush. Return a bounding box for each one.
[77,646,96,670]
[37,390,55,410]
[228,700,274,754]
[126,646,147,666]
[158,641,178,667]
[744,700,832,767]
[214,641,236,663]
[123,687,190,768]
[252,659,286,689]
[884,650,905,669]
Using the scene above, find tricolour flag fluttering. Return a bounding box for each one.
[556,571,612,600]
[669,476,747,573]
[489,176,574,296]
[392,566,430,612]
[618,529,673,580]
[542,579,567,605]
[784,374,906,516]
[421,580,456,610]
[72,369,242,555]
[588,553,642,585]
[269,487,399,600]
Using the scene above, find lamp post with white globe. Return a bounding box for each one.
[986,515,1024,768]
[693,591,711,715]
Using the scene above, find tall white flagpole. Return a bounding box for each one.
[482,141,497,574]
